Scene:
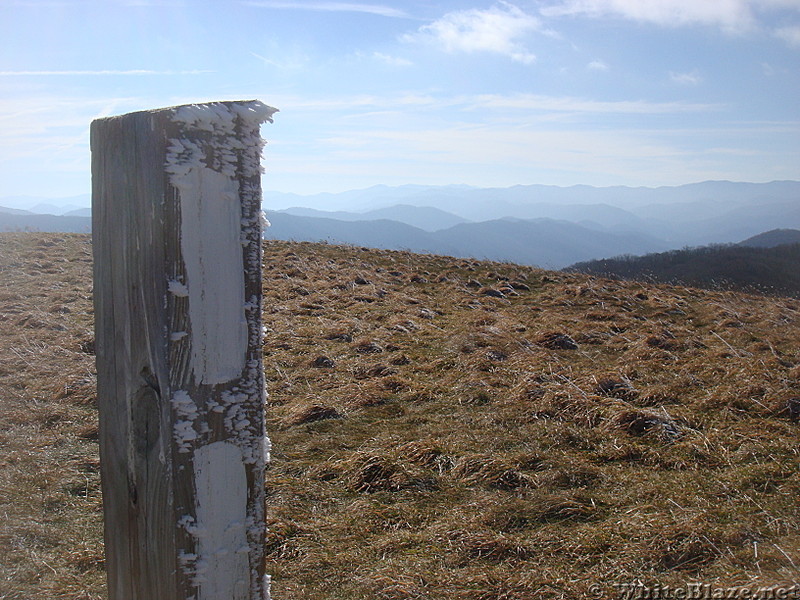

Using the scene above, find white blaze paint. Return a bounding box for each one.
[177,166,248,385]
[165,101,277,600]
[194,441,249,600]
[165,101,276,387]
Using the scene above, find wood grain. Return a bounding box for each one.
[91,102,271,599]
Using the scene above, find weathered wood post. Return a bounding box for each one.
[91,100,277,599]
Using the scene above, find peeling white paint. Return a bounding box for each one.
[263,575,271,600]
[165,101,276,387]
[193,441,249,600]
[164,101,276,600]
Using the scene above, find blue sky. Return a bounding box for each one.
[1,0,799,200]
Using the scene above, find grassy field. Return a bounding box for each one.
[1,233,798,599]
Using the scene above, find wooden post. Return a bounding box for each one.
[91,100,277,600]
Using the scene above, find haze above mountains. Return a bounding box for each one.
[2,180,798,269]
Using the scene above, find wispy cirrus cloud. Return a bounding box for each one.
[9,0,187,4]
[267,91,718,116]
[541,0,747,32]
[541,0,800,35]
[0,69,212,76]
[251,51,309,70]
[277,120,797,192]
[6,1,82,6]
[774,24,800,46]
[402,2,542,64]
[372,52,413,67]
[670,70,703,85]
[0,94,142,195]
[587,59,609,71]
[242,1,408,18]
[467,93,716,114]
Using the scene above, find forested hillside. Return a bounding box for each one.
[566,243,800,298]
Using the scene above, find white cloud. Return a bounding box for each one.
[266,93,445,112]
[251,51,309,70]
[758,0,800,9]
[670,70,703,85]
[542,0,757,32]
[0,69,211,76]
[243,1,407,18]
[284,122,787,191]
[372,52,413,67]
[542,0,800,35]
[116,0,188,6]
[587,59,609,70]
[774,24,800,45]
[0,94,145,196]
[403,2,541,64]
[6,1,82,5]
[468,93,715,114]
[261,90,755,192]
[268,92,717,116]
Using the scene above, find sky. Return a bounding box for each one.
[1,0,799,202]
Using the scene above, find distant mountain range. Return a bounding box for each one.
[1,180,798,268]
[279,204,468,232]
[0,193,91,216]
[263,180,799,267]
[264,212,666,269]
[0,209,91,234]
[262,180,800,243]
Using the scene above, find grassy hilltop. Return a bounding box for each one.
[1,233,798,599]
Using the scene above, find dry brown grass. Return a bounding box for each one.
[1,233,799,599]
[0,233,103,599]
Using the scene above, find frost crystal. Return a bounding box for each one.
[164,101,275,600]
